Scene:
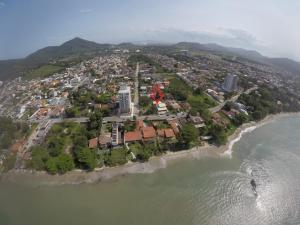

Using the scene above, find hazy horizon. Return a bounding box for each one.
[1,0,300,61]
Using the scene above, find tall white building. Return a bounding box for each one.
[222,74,238,92]
[118,86,131,114]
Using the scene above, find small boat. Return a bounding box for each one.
[250,179,257,196]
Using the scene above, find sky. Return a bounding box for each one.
[1,0,300,60]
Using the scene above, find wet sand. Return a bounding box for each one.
[1,112,298,185]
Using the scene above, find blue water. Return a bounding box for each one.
[0,115,299,225]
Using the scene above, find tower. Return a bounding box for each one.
[222,74,238,92]
[118,86,131,114]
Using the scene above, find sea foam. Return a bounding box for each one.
[223,125,258,158]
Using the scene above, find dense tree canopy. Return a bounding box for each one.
[180,123,199,145]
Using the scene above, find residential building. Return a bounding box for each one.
[156,102,168,115]
[222,74,239,92]
[118,85,131,113]
[142,126,156,140]
[124,131,142,143]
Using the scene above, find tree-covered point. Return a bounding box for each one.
[179,123,199,147]
[238,86,300,121]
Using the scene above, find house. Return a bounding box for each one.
[168,120,180,134]
[124,131,142,142]
[142,126,156,140]
[222,110,236,119]
[50,105,64,118]
[89,138,98,149]
[36,108,49,117]
[212,112,229,126]
[156,102,168,115]
[179,102,191,111]
[99,133,111,147]
[164,128,175,138]
[188,113,205,128]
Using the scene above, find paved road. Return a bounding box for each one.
[133,62,139,116]
[103,113,187,123]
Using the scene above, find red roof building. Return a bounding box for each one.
[169,121,180,134]
[124,131,142,142]
[157,129,165,137]
[142,126,157,140]
[164,128,175,138]
[88,138,98,149]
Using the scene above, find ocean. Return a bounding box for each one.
[0,115,299,225]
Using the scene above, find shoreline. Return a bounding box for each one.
[1,112,298,185]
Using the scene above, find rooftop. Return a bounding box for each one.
[124,131,142,142]
[88,138,98,149]
[142,126,156,139]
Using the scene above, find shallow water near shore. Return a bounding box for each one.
[1,115,300,225]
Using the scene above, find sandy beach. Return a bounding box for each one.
[1,112,298,185]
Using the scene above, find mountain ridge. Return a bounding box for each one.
[1,37,300,81]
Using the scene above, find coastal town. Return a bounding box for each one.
[1,45,300,174]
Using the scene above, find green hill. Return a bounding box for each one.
[0,38,112,81]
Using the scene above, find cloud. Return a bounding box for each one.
[137,28,261,49]
[0,2,5,8]
[79,9,93,14]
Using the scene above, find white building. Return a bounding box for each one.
[118,86,131,114]
[156,102,168,115]
[222,74,238,92]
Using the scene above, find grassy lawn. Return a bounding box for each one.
[24,64,64,80]
[129,143,143,156]
[105,148,128,166]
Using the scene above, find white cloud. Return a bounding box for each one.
[79,9,92,14]
[0,2,5,9]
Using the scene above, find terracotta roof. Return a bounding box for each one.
[157,129,165,137]
[99,133,111,145]
[142,126,157,139]
[88,138,98,149]
[164,128,175,138]
[136,120,144,130]
[124,131,142,142]
[169,121,180,134]
[37,108,49,116]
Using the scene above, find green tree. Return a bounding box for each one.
[30,146,49,170]
[47,136,64,157]
[181,123,199,145]
[46,158,58,174]
[233,113,249,126]
[56,154,75,174]
[136,149,151,162]
[210,124,228,145]
[139,96,152,107]
[74,147,96,171]
[65,107,78,118]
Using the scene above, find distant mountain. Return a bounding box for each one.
[173,42,300,76]
[1,38,300,81]
[0,38,112,80]
[26,37,111,63]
